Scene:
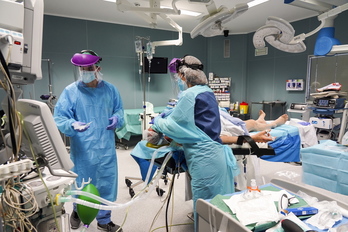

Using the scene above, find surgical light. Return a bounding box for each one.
[253,16,306,53]
[253,2,348,54]
[190,3,248,38]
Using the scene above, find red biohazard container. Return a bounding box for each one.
[240,102,249,114]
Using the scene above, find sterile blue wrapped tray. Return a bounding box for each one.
[302,172,338,193]
[301,140,348,195]
[259,124,301,162]
[337,182,348,194]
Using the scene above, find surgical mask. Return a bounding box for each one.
[95,71,103,81]
[80,70,96,83]
[177,78,188,92]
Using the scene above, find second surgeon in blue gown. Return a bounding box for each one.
[54,50,124,232]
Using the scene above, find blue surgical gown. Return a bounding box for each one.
[54,80,124,204]
[152,85,239,208]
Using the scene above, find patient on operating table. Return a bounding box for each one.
[220,109,289,144]
[144,108,289,149]
[145,106,289,147]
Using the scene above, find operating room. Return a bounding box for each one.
[1,0,348,232]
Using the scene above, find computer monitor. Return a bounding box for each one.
[144,57,168,74]
[17,99,77,177]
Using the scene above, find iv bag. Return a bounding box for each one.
[135,40,142,53]
[146,42,153,60]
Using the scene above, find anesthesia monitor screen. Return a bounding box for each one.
[318,99,329,107]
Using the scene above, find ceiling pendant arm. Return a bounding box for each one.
[190,3,248,38]
[171,0,180,15]
[292,3,348,44]
[318,2,348,21]
[254,2,348,53]
[291,20,325,44]
[116,0,182,28]
[116,0,183,50]
[151,13,183,54]
[205,0,218,15]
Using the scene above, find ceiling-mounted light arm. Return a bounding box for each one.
[285,0,334,13]
[151,13,183,54]
[190,3,248,38]
[116,0,183,54]
[170,0,180,15]
[318,2,348,20]
[254,2,348,54]
[290,19,325,44]
[291,3,348,44]
[116,0,181,15]
[205,0,218,15]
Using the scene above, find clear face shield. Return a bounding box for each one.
[71,52,103,83]
[169,71,189,98]
[168,58,188,98]
[74,65,103,83]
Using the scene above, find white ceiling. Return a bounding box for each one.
[43,0,346,36]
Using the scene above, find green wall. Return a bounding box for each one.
[21,15,208,109]
[13,10,348,118]
[245,11,348,119]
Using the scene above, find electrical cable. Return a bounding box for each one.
[0,116,12,163]
[60,151,173,232]
[0,50,19,161]
[1,180,38,231]
[148,163,183,232]
[150,222,194,231]
[0,37,62,232]
[148,182,172,232]
[149,168,193,232]
[120,153,175,232]
[21,115,62,232]
[165,172,176,232]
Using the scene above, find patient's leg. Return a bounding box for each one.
[245,110,288,132]
[256,110,267,124]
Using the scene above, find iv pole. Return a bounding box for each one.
[135,36,152,137]
[126,0,183,138]
[41,59,56,112]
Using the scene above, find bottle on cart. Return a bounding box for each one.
[234,101,239,112]
[243,179,262,199]
[248,179,259,191]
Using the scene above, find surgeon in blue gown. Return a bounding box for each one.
[54,50,124,232]
[151,55,239,220]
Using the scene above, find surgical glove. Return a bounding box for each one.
[149,113,166,125]
[106,116,118,130]
[72,121,90,132]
